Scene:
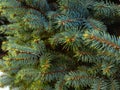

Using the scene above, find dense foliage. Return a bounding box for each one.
[0,0,120,90]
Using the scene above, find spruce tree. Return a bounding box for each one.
[0,0,120,90]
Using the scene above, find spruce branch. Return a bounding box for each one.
[83,31,120,50]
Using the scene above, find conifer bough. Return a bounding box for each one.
[0,0,120,90]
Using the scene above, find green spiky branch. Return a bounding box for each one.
[0,0,120,90]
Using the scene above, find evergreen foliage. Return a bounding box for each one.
[0,0,120,90]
